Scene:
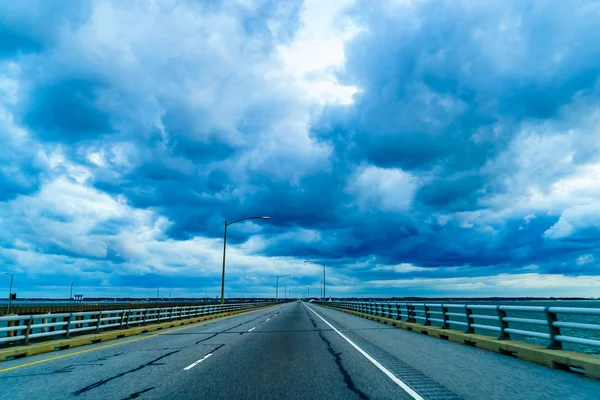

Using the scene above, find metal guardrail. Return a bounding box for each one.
[0,302,268,346]
[320,301,600,350]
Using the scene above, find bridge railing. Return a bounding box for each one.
[0,302,267,346]
[319,301,600,350]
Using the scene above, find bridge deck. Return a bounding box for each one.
[1,303,598,399]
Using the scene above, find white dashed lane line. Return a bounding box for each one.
[183,353,213,371]
[248,327,256,332]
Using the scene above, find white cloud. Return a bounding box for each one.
[346,165,419,211]
[367,273,600,297]
[373,263,437,273]
[576,254,595,266]
[276,0,359,105]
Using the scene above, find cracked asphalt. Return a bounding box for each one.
[1,302,599,399]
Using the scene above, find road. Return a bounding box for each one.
[1,302,599,399]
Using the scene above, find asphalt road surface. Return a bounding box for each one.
[1,302,599,399]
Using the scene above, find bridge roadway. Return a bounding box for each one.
[1,302,599,399]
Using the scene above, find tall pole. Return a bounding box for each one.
[275,275,290,301]
[220,216,270,304]
[320,280,323,298]
[284,284,288,299]
[220,221,228,304]
[5,273,13,314]
[69,280,77,300]
[169,289,173,301]
[157,287,160,301]
[323,264,326,299]
[305,260,326,299]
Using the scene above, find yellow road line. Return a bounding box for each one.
[0,314,234,374]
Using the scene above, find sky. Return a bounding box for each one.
[2,0,600,299]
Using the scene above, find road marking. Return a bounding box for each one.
[183,353,213,370]
[0,306,274,374]
[248,327,256,332]
[305,305,424,400]
[266,318,270,321]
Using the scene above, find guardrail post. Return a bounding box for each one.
[395,304,402,320]
[544,307,562,350]
[96,312,102,333]
[441,306,449,329]
[496,306,509,340]
[41,313,49,333]
[423,305,431,326]
[386,303,392,318]
[23,316,33,345]
[407,304,416,323]
[142,309,148,325]
[119,310,128,329]
[6,318,18,338]
[75,315,84,329]
[65,314,73,338]
[464,306,474,333]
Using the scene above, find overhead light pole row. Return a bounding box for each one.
[304,260,326,298]
[6,215,332,305]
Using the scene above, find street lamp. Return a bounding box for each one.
[284,284,288,299]
[69,280,78,300]
[275,275,290,300]
[157,287,160,301]
[304,260,326,298]
[169,289,173,301]
[4,273,13,314]
[303,286,309,299]
[221,216,270,304]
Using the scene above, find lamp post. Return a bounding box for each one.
[304,260,326,298]
[276,275,290,300]
[69,280,78,300]
[284,284,288,299]
[169,289,173,301]
[303,286,309,299]
[157,287,160,301]
[4,273,13,314]
[221,216,270,304]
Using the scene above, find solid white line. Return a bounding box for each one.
[305,305,424,400]
[183,353,213,371]
[266,318,270,321]
[248,327,256,332]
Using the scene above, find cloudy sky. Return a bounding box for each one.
[2,0,600,299]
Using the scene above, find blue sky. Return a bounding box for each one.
[2,0,600,298]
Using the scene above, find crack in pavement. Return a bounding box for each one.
[120,387,155,399]
[73,350,180,396]
[52,364,104,374]
[192,309,282,340]
[305,307,369,400]
[72,308,282,396]
[92,352,125,362]
[318,331,370,400]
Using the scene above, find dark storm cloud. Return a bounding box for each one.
[2,0,600,297]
